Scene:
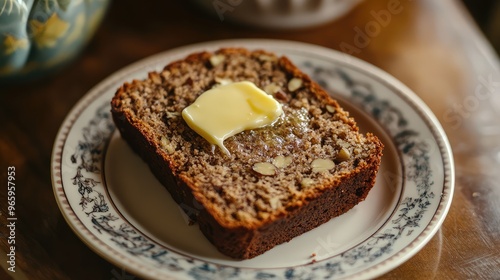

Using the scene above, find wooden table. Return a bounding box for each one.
[1,0,499,279]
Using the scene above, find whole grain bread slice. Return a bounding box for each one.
[111,48,383,259]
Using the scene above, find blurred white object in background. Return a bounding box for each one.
[192,0,364,29]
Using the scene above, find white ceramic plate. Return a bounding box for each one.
[51,39,454,280]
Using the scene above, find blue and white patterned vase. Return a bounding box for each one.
[0,0,110,83]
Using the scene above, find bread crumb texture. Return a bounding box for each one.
[112,48,383,229]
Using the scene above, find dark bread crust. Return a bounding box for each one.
[111,48,383,259]
[199,154,380,259]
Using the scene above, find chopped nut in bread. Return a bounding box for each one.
[111,48,383,259]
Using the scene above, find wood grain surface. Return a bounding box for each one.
[1,0,499,279]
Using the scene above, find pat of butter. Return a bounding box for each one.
[182,81,283,155]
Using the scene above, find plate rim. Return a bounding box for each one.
[51,38,455,280]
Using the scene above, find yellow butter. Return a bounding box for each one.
[182,81,283,155]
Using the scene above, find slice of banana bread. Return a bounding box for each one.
[111,48,383,259]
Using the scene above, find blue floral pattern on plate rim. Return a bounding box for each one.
[51,39,454,280]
